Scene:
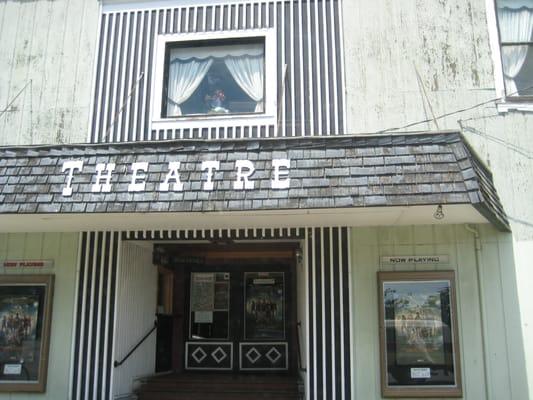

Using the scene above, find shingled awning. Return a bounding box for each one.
[0,131,509,232]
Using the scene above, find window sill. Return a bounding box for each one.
[152,113,277,131]
[496,101,533,113]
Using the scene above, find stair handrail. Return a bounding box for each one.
[114,319,158,368]
[296,321,306,372]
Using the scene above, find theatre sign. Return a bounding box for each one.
[61,158,291,196]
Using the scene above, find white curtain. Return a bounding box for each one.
[225,55,265,112]
[498,4,533,95]
[167,58,213,116]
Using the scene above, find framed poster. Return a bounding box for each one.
[378,271,462,398]
[0,275,54,392]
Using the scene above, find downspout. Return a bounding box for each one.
[464,224,492,400]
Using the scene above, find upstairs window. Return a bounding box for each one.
[496,0,533,98]
[163,38,265,117]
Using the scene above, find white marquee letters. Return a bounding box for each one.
[62,160,84,196]
[128,162,148,192]
[271,159,291,189]
[160,162,183,192]
[202,160,220,191]
[234,160,255,190]
[60,158,291,197]
[92,163,116,193]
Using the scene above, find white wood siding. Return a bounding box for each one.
[350,225,528,400]
[0,0,99,146]
[112,241,158,398]
[0,232,79,400]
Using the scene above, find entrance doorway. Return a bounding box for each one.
[154,243,299,375]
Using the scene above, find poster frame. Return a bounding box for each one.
[377,270,462,398]
[0,274,54,393]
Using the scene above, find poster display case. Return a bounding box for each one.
[378,271,462,398]
[0,275,54,392]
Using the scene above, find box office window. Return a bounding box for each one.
[163,39,265,118]
[495,0,533,98]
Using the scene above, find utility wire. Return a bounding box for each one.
[375,84,533,135]
[459,124,533,159]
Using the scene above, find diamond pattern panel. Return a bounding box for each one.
[186,342,232,370]
[240,343,288,370]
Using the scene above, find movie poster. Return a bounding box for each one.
[0,285,45,382]
[384,281,449,365]
[244,273,284,339]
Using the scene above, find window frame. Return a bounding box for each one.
[488,0,533,110]
[151,29,277,131]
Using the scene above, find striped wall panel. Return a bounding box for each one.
[90,0,345,143]
[71,232,121,400]
[306,227,351,400]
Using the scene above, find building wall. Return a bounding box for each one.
[342,0,533,395]
[0,0,100,146]
[0,232,79,400]
[350,224,528,400]
[112,241,158,398]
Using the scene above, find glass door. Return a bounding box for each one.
[185,269,290,372]
[240,272,288,371]
[186,272,233,370]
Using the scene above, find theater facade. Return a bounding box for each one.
[0,0,530,399]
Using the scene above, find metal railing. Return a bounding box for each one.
[114,319,158,368]
[296,321,306,372]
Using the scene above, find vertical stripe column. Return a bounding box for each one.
[307,227,351,400]
[71,232,121,400]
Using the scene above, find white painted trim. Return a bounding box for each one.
[297,0,305,136]
[109,234,122,398]
[306,0,314,136]
[150,28,277,133]
[320,227,326,397]
[102,232,116,399]
[280,1,286,137]
[329,0,339,135]
[338,227,345,400]
[93,232,107,394]
[289,0,295,137]
[321,0,330,136]
[84,233,98,400]
[68,232,85,400]
[313,0,322,135]
[75,233,91,400]
[102,0,273,13]
[304,229,311,400]
[329,228,336,400]
[348,227,355,400]
[496,101,533,113]
[311,228,317,399]
[0,204,490,233]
